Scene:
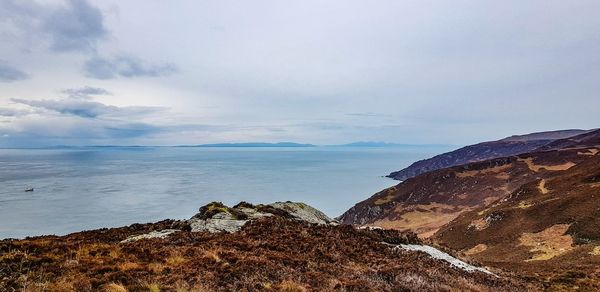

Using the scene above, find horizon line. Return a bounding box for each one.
[0,142,458,149]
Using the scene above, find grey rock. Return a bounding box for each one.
[268,202,336,225]
[120,229,179,243]
[189,218,249,233]
[187,201,336,233]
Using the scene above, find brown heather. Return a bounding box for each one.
[0,216,528,291]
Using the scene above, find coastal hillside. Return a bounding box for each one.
[435,153,600,289]
[340,128,600,289]
[0,201,527,291]
[387,129,589,181]
[340,129,600,237]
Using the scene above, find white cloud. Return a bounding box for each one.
[1,0,600,145]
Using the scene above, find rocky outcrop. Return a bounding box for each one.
[187,201,337,233]
[268,201,336,225]
[122,201,337,242]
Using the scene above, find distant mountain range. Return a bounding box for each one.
[184,141,451,148]
[184,142,316,147]
[15,141,452,149]
[334,141,452,148]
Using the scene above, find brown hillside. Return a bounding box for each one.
[435,154,600,290]
[340,129,600,290]
[386,129,589,181]
[0,215,528,291]
[340,129,600,238]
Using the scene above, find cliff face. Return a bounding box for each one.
[0,202,529,291]
[387,129,589,181]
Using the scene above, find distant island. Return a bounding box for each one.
[4,141,455,149]
[337,141,453,148]
[184,142,316,148]
[189,142,451,148]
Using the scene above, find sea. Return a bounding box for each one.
[0,146,453,238]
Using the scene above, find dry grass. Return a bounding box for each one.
[203,249,221,263]
[374,187,397,205]
[166,253,187,266]
[483,195,503,207]
[519,224,574,261]
[279,280,307,292]
[146,283,161,292]
[538,179,549,194]
[374,195,395,205]
[589,246,600,256]
[469,218,488,230]
[464,244,487,256]
[118,262,141,271]
[494,172,511,180]
[519,158,576,172]
[173,281,211,292]
[46,280,76,291]
[577,148,599,156]
[372,203,470,238]
[104,283,128,292]
[148,262,166,274]
[455,164,512,178]
[517,201,534,209]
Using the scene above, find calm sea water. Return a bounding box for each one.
[0,146,450,238]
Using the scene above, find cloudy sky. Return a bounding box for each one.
[1,0,599,147]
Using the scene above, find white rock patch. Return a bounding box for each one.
[395,244,496,276]
[121,229,179,243]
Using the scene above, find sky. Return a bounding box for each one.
[1,0,599,147]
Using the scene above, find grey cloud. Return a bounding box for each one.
[84,56,177,79]
[0,0,107,53]
[0,62,29,82]
[102,123,161,139]
[3,1,600,146]
[61,86,111,99]
[11,98,165,119]
[44,0,107,52]
[0,119,163,148]
[0,108,28,117]
[0,114,233,147]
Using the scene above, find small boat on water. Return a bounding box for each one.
[24,187,34,192]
